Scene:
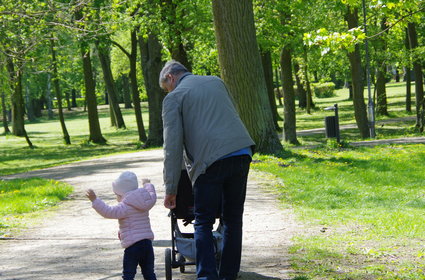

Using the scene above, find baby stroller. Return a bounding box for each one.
[164,170,223,280]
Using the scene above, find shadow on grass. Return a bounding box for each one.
[238,271,284,280]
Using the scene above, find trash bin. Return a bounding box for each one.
[325,116,337,138]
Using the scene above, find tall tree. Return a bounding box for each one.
[375,19,389,116]
[75,7,106,144]
[0,64,11,134]
[345,5,370,138]
[139,32,165,147]
[112,27,147,143]
[5,54,33,147]
[405,28,412,113]
[279,6,299,144]
[294,61,307,108]
[50,35,71,144]
[96,40,126,129]
[0,0,38,147]
[407,22,424,132]
[212,0,283,154]
[260,50,280,131]
[280,46,299,144]
[1,90,10,134]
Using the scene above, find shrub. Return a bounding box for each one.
[311,82,336,98]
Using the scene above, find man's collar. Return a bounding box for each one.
[176,72,192,87]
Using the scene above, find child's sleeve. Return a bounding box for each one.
[140,183,157,210]
[92,198,128,219]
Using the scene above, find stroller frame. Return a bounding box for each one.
[164,170,223,280]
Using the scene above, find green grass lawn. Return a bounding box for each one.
[279,81,420,146]
[0,104,152,176]
[0,178,73,237]
[252,144,425,280]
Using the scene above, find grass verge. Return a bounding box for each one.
[252,143,425,280]
[0,178,73,237]
[0,105,155,176]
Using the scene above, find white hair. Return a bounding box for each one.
[159,60,189,89]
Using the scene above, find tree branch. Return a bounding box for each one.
[111,40,131,58]
[367,6,425,39]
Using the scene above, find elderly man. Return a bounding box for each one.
[160,60,255,280]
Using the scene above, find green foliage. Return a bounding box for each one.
[311,82,336,98]
[304,27,366,54]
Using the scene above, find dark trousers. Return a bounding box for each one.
[122,239,157,280]
[193,155,251,280]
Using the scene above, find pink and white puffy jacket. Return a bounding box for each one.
[91,183,156,248]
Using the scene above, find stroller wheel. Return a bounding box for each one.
[177,254,186,273]
[179,265,185,273]
[165,248,172,280]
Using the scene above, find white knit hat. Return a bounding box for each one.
[112,171,139,196]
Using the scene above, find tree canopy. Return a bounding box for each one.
[1,0,424,149]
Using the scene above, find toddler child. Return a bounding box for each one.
[86,171,157,280]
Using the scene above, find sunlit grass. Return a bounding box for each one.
[0,104,152,176]
[276,81,420,146]
[252,143,425,279]
[0,178,73,236]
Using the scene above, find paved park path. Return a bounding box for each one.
[0,149,298,280]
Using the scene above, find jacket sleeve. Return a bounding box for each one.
[138,183,157,211]
[162,95,184,195]
[92,198,128,219]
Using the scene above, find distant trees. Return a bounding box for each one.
[1,0,424,151]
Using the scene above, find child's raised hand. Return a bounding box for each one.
[86,189,97,202]
[142,178,151,184]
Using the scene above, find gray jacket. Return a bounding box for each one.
[162,73,255,195]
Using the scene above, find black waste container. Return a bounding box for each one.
[325,116,337,138]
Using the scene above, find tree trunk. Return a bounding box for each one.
[261,50,280,131]
[303,47,314,113]
[109,102,117,127]
[122,74,132,109]
[65,91,71,111]
[139,32,165,147]
[274,66,283,106]
[6,56,26,137]
[405,28,412,113]
[25,85,36,122]
[212,0,283,154]
[6,55,33,147]
[280,47,299,144]
[279,8,299,144]
[96,40,126,129]
[33,98,42,118]
[294,62,307,108]
[407,22,424,132]
[129,29,147,142]
[406,67,412,113]
[345,6,370,138]
[1,91,11,134]
[376,67,388,115]
[71,89,77,108]
[46,73,54,119]
[51,37,71,144]
[80,42,106,144]
[375,19,388,116]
